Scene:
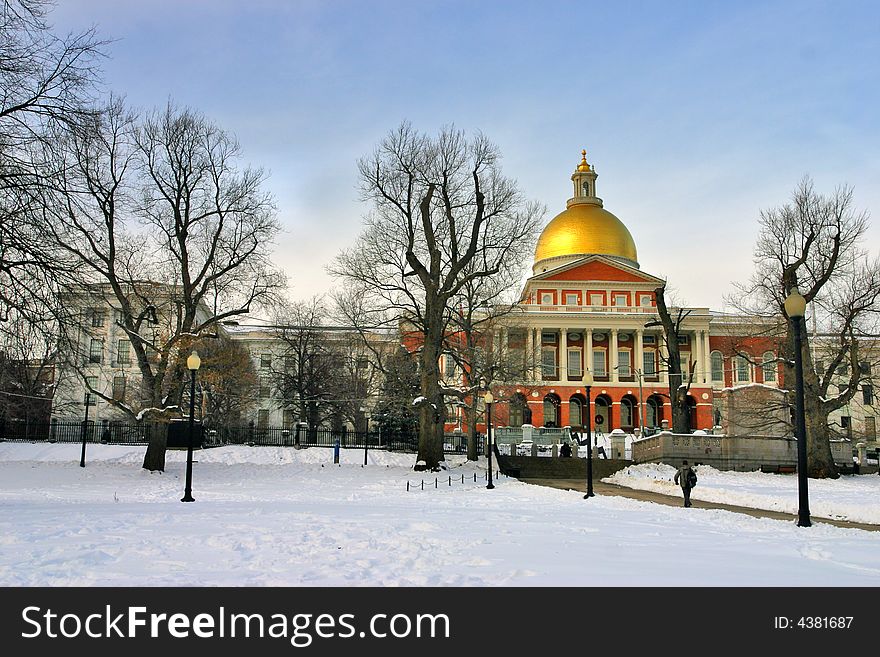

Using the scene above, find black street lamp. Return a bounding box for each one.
[784,288,811,527]
[583,371,594,498]
[80,392,93,468]
[484,390,495,490]
[360,406,369,466]
[181,350,201,503]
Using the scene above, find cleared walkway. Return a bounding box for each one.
[522,477,880,532]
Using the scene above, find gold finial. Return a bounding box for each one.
[577,149,590,172]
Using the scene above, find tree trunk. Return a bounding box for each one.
[142,427,168,472]
[466,403,477,461]
[416,339,444,470]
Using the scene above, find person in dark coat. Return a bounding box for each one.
[673,459,696,507]
[559,441,572,458]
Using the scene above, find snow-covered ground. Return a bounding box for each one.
[604,463,880,524]
[1,442,879,586]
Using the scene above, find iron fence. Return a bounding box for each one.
[0,420,484,455]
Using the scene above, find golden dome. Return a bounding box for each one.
[534,203,638,266]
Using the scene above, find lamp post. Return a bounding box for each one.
[784,288,811,527]
[484,390,495,490]
[80,392,92,468]
[360,406,368,466]
[181,350,200,503]
[583,371,594,498]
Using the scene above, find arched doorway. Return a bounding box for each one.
[568,394,586,428]
[646,395,664,429]
[620,394,639,431]
[509,392,531,427]
[593,394,612,433]
[543,393,561,427]
[686,395,698,431]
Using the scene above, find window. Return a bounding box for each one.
[866,416,876,441]
[642,334,656,345]
[567,348,582,379]
[89,339,103,364]
[260,354,272,369]
[582,181,590,196]
[84,376,98,404]
[589,294,604,306]
[541,348,557,378]
[540,293,554,305]
[116,339,130,365]
[677,334,689,346]
[639,294,652,307]
[841,416,850,429]
[259,378,270,399]
[112,376,126,402]
[613,294,628,307]
[618,350,631,376]
[643,351,656,376]
[762,352,777,383]
[541,332,557,343]
[91,310,106,328]
[860,361,872,375]
[257,409,270,429]
[863,385,874,406]
[592,349,606,377]
[284,355,295,371]
[836,362,848,375]
[444,354,456,378]
[565,293,579,305]
[711,351,724,382]
[283,409,295,430]
[735,355,750,383]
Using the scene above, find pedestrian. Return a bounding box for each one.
[101,427,111,444]
[673,459,697,507]
[560,441,572,458]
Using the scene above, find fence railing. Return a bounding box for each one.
[0,420,484,455]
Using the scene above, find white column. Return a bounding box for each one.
[585,329,593,379]
[702,330,712,385]
[660,335,669,384]
[693,330,704,384]
[611,328,619,383]
[559,328,568,382]
[635,328,644,380]
[526,328,534,381]
[535,328,543,382]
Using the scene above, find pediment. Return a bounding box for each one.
[529,255,664,285]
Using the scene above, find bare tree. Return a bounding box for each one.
[652,286,697,434]
[46,100,285,470]
[731,177,880,478]
[186,334,258,430]
[331,123,543,470]
[271,297,339,435]
[445,263,538,460]
[0,0,105,341]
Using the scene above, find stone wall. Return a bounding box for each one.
[632,431,852,472]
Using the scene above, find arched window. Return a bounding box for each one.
[582,181,590,196]
[710,351,724,382]
[569,398,583,427]
[735,355,751,383]
[762,351,777,383]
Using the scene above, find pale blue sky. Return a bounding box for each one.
[52,0,880,310]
